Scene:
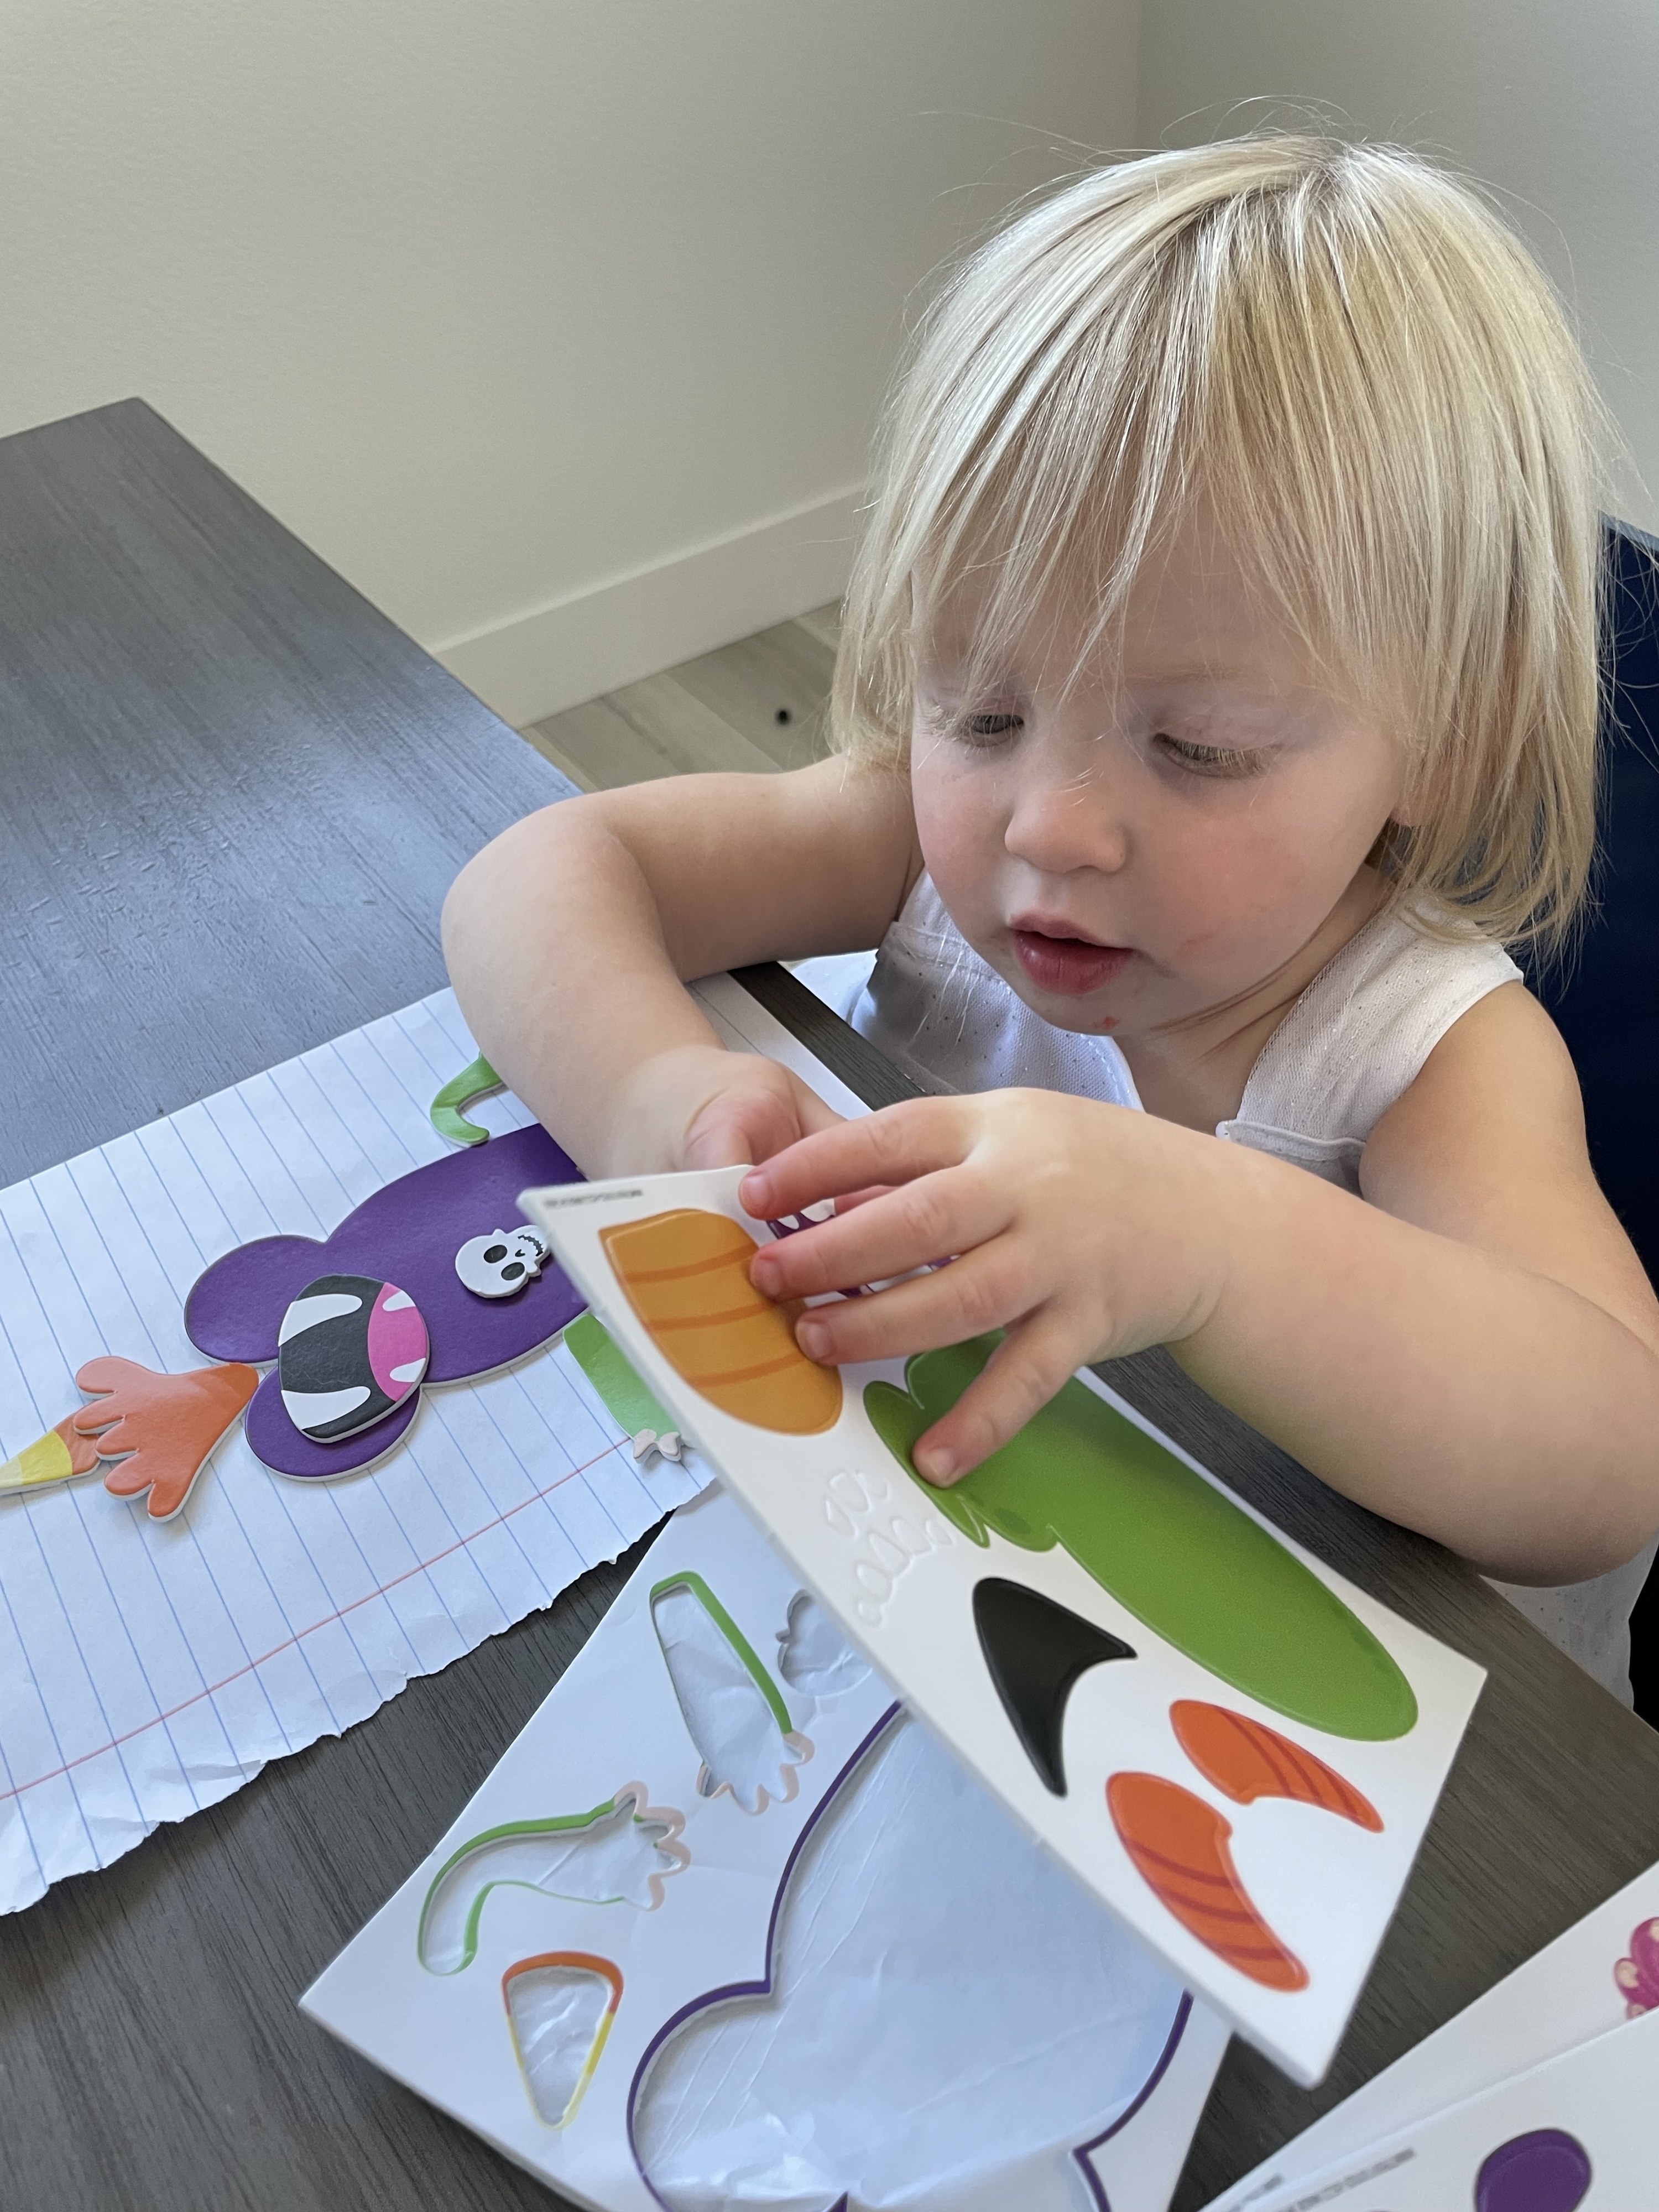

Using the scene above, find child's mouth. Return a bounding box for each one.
[1011,923,1133,995]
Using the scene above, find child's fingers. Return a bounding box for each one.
[752,1170,1003,1302]
[739,1098,972,1215]
[790,1243,1037,1369]
[910,1314,1084,1485]
[793,1084,849,1139]
[682,1112,762,1168]
[831,1185,893,1213]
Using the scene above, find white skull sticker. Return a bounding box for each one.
[455,1226,550,1300]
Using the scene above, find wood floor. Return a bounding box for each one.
[520,603,840,790]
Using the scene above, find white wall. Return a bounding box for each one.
[1138,0,1659,533]
[0,0,1138,723]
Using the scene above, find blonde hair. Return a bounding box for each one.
[833,136,1605,947]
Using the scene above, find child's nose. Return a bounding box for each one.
[1003,777,1130,877]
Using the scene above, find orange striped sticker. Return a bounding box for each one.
[1171,1701,1383,1831]
[1106,1770,1308,1991]
[600,1210,841,1435]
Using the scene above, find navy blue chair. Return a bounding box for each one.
[1531,520,1659,1720]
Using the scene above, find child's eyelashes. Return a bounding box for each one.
[924,704,1025,748]
[1153,732,1270,779]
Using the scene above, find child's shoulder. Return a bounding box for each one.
[1224,905,1526,1184]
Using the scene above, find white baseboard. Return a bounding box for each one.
[434,483,862,728]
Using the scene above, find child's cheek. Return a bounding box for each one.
[910,753,1006,907]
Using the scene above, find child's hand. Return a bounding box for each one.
[610,1045,846,1175]
[740,1092,1238,1483]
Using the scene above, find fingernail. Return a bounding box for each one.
[796,1317,830,1361]
[916,1446,956,1485]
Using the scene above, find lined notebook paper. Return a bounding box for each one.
[0,979,860,1914]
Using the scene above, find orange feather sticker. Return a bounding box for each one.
[1106,1771,1308,1991]
[1170,1701,1383,1830]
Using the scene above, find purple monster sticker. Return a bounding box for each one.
[186,1125,587,1477]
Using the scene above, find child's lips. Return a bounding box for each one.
[1011,925,1132,996]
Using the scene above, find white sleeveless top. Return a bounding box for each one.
[795,874,1653,1704]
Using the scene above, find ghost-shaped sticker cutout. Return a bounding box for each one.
[455,1226,550,1300]
[776,1590,872,1700]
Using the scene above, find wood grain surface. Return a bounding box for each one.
[0,399,572,1185]
[4,404,1657,2212]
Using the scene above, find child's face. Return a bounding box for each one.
[909,517,1408,1041]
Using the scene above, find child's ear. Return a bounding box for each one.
[1388,755,1434,830]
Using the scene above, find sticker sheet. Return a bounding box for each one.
[1208,1858,1659,2208]
[1224,2003,1658,2212]
[528,1166,1488,2086]
[302,1484,1229,2212]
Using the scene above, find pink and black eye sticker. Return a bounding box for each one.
[278,1274,429,1443]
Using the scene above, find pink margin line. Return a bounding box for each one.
[2,1441,635,1806]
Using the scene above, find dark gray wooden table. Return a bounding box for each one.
[3,400,1657,2212]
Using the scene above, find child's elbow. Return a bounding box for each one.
[1474,1487,1659,1589]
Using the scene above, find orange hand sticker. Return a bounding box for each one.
[74,1358,259,1521]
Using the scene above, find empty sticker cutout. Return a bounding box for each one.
[418,1786,687,1974]
[866,1337,1416,1741]
[565,1311,677,1438]
[1106,1771,1308,1992]
[600,1209,841,1434]
[973,1578,1136,1796]
[776,1590,872,1700]
[651,1573,812,1813]
[74,1357,259,1520]
[635,1712,1191,2212]
[1170,1702,1381,1830]
[503,1952,622,2128]
[1474,2129,1592,2212]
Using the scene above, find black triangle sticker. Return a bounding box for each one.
[972,1577,1136,1796]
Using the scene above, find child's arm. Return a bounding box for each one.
[739,983,1659,1585]
[441,758,917,1176]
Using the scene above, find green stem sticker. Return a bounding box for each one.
[430,1052,504,1146]
[565,1312,675,1437]
[865,1338,1417,1743]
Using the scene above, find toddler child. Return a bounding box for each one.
[446,137,1659,1702]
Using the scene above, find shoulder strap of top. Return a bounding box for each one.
[1226,907,1524,1151]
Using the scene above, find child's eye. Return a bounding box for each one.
[1155,733,1267,779]
[958,712,1024,744]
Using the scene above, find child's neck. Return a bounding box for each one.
[1118,868,1388,1134]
